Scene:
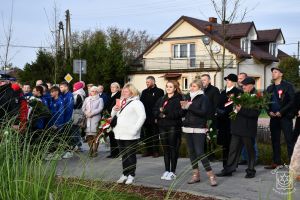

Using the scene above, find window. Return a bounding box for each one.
[173,43,195,58]
[182,77,188,90]
[269,43,278,56]
[241,38,251,54]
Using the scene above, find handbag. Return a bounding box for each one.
[110,100,133,128]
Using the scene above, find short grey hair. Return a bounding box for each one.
[146,76,155,82]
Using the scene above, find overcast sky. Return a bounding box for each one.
[1,0,299,68]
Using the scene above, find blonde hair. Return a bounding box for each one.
[110,82,121,91]
[89,86,99,93]
[190,79,203,90]
[122,83,139,97]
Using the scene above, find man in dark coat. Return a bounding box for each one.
[140,76,164,157]
[217,77,260,178]
[0,75,19,126]
[216,74,241,167]
[201,74,220,160]
[265,67,296,169]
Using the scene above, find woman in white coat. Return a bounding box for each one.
[82,86,104,156]
[111,83,146,185]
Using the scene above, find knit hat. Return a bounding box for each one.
[11,83,21,91]
[73,82,84,92]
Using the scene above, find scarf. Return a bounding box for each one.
[190,90,204,101]
[73,88,86,98]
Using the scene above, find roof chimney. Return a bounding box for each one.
[206,24,213,32]
[209,17,217,23]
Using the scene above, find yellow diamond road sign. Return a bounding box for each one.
[64,73,73,83]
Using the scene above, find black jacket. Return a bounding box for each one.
[140,85,164,124]
[266,80,295,119]
[216,87,241,133]
[106,91,121,113]
[231,89,261,137]
[295,91,300,114]
[0,83,19,124]
[182,93,209,128]
[153,93,183,128]
[204,84,220,119]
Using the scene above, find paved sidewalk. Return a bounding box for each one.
[57,144,299,200]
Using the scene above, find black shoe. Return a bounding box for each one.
[245,173,255,178]
[216,171,232,177]
[245,169,256,178]
[238,160,247,165]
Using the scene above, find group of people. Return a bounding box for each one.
[0,65,299,186]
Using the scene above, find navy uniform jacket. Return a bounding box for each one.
[61,91,74,124]
[49,97,65,127]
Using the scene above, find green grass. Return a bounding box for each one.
[0,118,143,200]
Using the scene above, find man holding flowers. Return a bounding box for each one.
[217,77,261,178]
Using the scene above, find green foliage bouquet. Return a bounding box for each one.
[229,92,271,120]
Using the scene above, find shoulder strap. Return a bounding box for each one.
[119,100,134,114]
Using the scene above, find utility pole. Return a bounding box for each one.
[297,41,300,60]
[65,10,72,59]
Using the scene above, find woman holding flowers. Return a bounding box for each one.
[82,86,104,157]
[216,74,240,167]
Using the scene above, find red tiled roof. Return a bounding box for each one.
[251,44,278,62]
[139,16,284,63]
[256,29,283,42]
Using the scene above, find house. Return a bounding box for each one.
[127,16,290,92]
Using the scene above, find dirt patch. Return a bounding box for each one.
[57,177,218,200]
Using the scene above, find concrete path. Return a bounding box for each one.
[56,143,300,200]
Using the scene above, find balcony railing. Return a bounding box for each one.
[130,55,234,71]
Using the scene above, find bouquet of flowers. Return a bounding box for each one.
[95,111,112,144]
[229,92,270,120]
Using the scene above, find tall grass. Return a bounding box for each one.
[0,118,142,200]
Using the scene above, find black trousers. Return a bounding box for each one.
[225,134,255,173]
[143,123,160,154]
[270,117,294,164]
[108,131,119,156]
[185,133,212,171]
[159,126,181,173]
[218,131,232,167]
[117,139,138,177]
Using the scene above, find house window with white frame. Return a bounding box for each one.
[173,43,195,58]
[173,43,196,67]
[269,43,278,57]
[241,37,251,54]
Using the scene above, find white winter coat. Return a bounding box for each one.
[82,95,104,135]
[111,96,146,140]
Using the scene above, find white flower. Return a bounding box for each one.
[210,128,213,132]
[4,131,9,136]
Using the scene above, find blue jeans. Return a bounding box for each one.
[241,138,258,161]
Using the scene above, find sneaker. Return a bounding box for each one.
[165,172,176,181]
[44,153,54,161]
[161,171,170,180]
[117,174,128,184]
[125,175,135,185]
[62,151,73,159]
[45,153,62,161]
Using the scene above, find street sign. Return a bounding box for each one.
[64,73,73,83]
[73,59,87,74]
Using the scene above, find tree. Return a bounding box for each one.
[18,50,55,85]
[278,57,300,90]
[207,0,251,88]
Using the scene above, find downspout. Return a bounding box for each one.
[264,63,270,91]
